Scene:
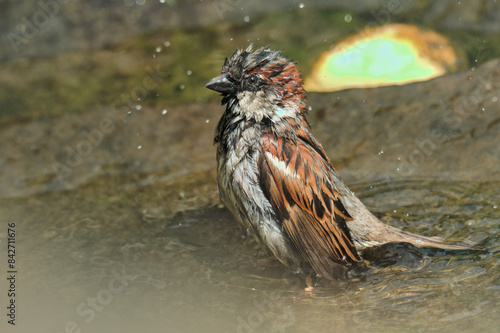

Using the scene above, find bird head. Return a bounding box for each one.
[205,45,307,122]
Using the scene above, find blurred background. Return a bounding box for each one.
[0,1,499,332]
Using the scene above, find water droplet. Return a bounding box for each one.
[230,37,233,41]
[162,109,167,115]
[135,105,142,110]
[378,150,384,155]
[205,119,210,123]
[244,16,250,22]
[186,70,192,76]
[156,46,162,53]
[299,3,304,8]
[344,14,352,22]
[137,145,142,149]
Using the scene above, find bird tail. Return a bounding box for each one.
[335,179,477,251]
[377,224,476,250]
[344,204,477,251]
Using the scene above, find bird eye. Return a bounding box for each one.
[242,75,261,91]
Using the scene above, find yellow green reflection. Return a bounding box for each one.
[305,24,460,92]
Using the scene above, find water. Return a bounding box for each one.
[1,176,498,332]
[1,2,500,332]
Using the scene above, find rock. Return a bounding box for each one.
[0,59,499,201]
[309,58,500,182]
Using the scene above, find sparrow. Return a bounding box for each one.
[205,45,469,280]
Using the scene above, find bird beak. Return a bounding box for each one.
[204,73,234,94]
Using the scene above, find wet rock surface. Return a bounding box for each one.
[309,58,500,182]
[3,1,500,124]
[2,58,499,201]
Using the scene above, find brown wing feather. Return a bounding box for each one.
[259,132,361,279]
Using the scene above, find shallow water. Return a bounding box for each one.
[1,1,500,332]
[1,175,498,333]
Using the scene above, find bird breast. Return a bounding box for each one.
[216,125,302,270]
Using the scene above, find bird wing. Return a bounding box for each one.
[259,131,361,279]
